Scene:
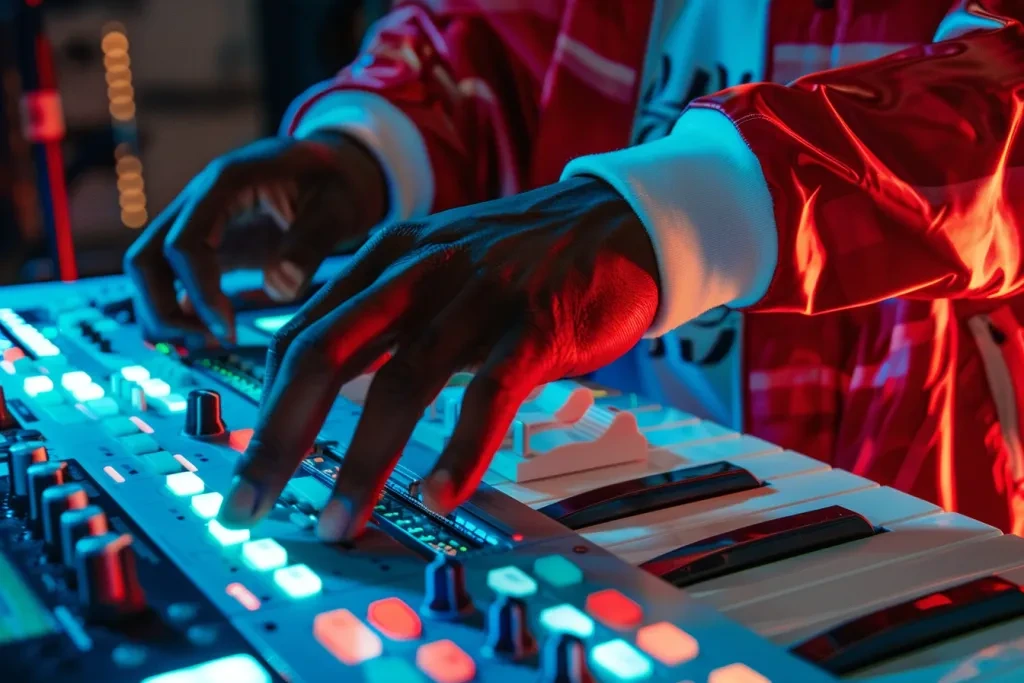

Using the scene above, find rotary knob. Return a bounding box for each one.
[183,390,226,438]
[422,555,473,619]
[539,633,595,683]
[61,505,109,571]
[75,532,147,621]
[9,442,48,499]
[26,461,67,534]
[41,484,89,560]
[484,595,536,659]
[0,386,16,429]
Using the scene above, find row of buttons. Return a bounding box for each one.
[0,308,60,357]
[165,472,326,600]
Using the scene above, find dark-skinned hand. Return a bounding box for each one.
[123,131,388,344]
[217,176,661,542]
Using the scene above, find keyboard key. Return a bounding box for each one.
[150,393,187,414]
[590,639,652,681]
[636,621,699,665]
[83,397,119,417]
[190,492,224,519]
[147,451,185,475]
[363,657,426,683]
[585,589,643,629]
[416,640,476,683]
[208,519,250,547]
[23,375,53,397]
[44,405,85,424]
[533,555,583,587]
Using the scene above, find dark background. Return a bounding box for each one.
[0,0,389,284]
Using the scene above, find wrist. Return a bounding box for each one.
[304,131,390,232]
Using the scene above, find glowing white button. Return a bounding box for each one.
[23,375,54,397]
[71,383,105,402]
[120,365,151,382]
[60,371,92,390]
[190,492,223,519]
[242,539,288,572]
[539,604,594,638]
[140,378,171,397]
[166,471,205,497]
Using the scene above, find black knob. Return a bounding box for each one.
[484,595,536,659]
[0,386,16,429]
[75,532,147,621]
[9,442,48,498]
[422,555,473,619]
[184,390,226,438]
[61,505,109,570]
[539,633,595,683]
[42,484,89,560]
[27,461,67,533]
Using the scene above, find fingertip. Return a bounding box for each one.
[219,475,263,528]
[420,470,457,516]
[317,497,353,542]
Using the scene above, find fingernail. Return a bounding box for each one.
[421,470,455,516]
[317,497,352,542]
[220,476,262,527]
[279,261,305,288]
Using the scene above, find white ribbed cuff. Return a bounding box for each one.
[291,90,435,223]
[562,107,778,337]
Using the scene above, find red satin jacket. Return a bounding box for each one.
[283,0,1024,534]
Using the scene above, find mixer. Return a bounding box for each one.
[3,262,1024,683]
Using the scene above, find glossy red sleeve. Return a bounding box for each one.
[281,1,561,214]
[696,0,1024,315]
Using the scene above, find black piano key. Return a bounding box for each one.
[791,575,1024,675]
[640,505,878,588]
[536,461,762,530]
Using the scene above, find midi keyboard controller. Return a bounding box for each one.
[3,266,1024,683]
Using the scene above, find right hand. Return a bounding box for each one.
[123,131,388,344]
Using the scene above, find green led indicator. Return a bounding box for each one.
[155,342,172,354]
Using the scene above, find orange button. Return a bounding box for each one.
[585,589,643,629]
[636,621,699,665]
[416,640,476,683]
[368,597,422,640]
[3,348,24,362]
[313,608,383,665]
[709,663,771,683]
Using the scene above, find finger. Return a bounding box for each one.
[421,331,552,515]
[124,191,204,338]
[163,177,237,343]
[219,266,427,528]
[258,227,415,407]
[318,282,506,542]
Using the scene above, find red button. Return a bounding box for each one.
[416,640,476,683]
[585,589,643,629]
[368,597,422,640]
[313,608,383,665]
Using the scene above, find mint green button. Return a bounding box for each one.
[363,657,426,683]
[533,555,583,587]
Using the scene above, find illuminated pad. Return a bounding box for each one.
[141,654,271,683]
[367,597,422,641]
[208,520,250,546]
[140,378,171,397]
[313,608,383,665]
[415,640,476,683]
[190,492,223,519]
[23,375,54,397]
[539,604,594,638]
[590,639,653,681]
[533,555,583,587]
[708,663,772,683]
[274,564,322,598]
[585,589,643,629]
[166,471,204,497]
[241,539,288,572]
[59,371,92,390]
[486,566,538,597]
[71,382,105,402]
[119,365,151,382]
[636,621,699,666]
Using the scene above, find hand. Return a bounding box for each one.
[123,131,388,344]
[219,176,661,541]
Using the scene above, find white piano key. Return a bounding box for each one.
[692,509,996,611]
[728,534,1024,645]
[486,443,826,509]
[589,468,876,563]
